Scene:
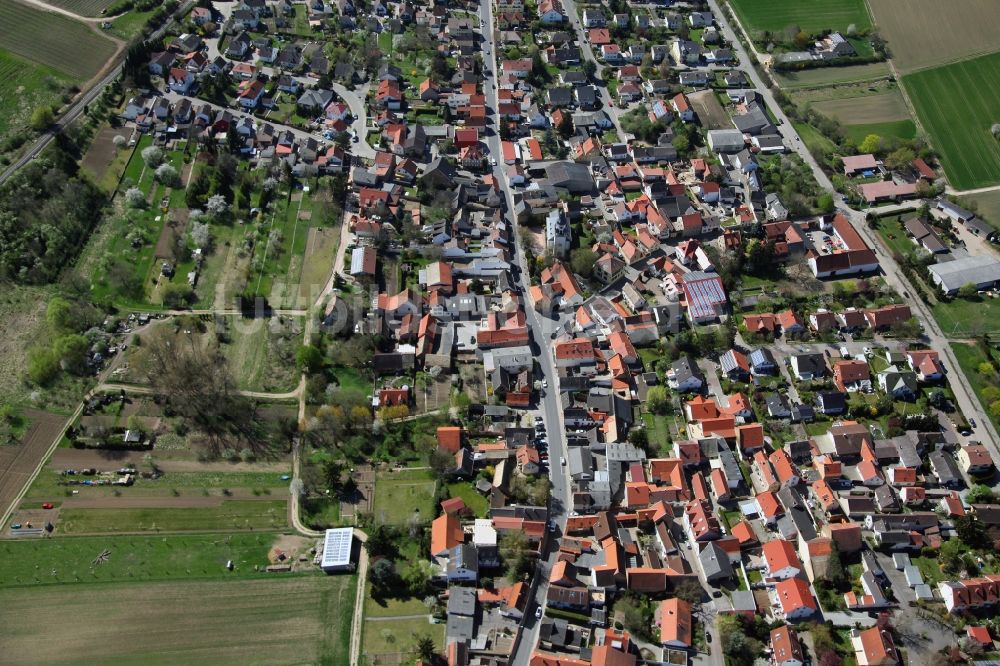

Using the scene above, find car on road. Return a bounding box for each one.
[11,523,21,529]
[970,418,978,429]
[560,456,566,466]
[535,606,543,619]
[489,157,497,166]
[541,379,548,389]
[863,346,873,357]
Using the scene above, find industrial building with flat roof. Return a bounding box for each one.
[928,255,1000,295]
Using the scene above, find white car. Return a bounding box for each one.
[535,606,543,619]
[541,379,548,389]
[560,456,566,466]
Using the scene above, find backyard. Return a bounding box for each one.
[371,468,438,526]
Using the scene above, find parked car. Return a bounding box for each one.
[41,503,53,510]
[535,606,543,619]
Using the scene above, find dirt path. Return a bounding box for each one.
[348,529,369,666]
[48,450,291,473]
[56,494,284,509]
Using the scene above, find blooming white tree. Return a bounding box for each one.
[141,146,163,167]
[189,221,211,249]
[124,187,146,208]
[205,194,228,217]
[113,134,127,148]
[155,164,179,186]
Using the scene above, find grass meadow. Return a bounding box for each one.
[903,51,1000,190]
[728,0,871,36]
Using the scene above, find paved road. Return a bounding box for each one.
[709,0,1000,457]
[481,0,572,661]
[551,0,626,138]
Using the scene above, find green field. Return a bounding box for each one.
[221,316,302,393]
[844,120,917,143]
[728,0,871,36]
[794,122,839,157]
[56,499,289,534]
[109,7,159,39]
[371,469,437,526]
[903,52,1000,190]
[43,0,116,15]
[363,615,444,662]
[774,62,890,89]
[0,50,72,144]
[0,576,355,666]
[0,533,282,585]
[25,469,291,499]
[951,342,1000,432]
[0,1,116,80]
[958,190,1000,229]
[934,297,1000,337]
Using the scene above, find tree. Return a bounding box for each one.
[646,385,671,414]
[54,334,90,375]
[135,328,266,454]
[206,194,229,218]
[429,448,455,475]
[155,164,180,186]
[369,559,398,597]
[415,636,436,662]
[978,361,996,377]
[955,515,989,548]
[958,282,979,299]
[886,146,916,171]
[858,134,882,155]
[557,111,574,139]
[125,187,147,208]
[46,296,77,334]
[365,525,397,558]
[296,344,324,373]
[189,221,212,250]
[817,192,835,214]
[824,542,845,587]
[582,59,597,78]
[570,248,597,277]
[965,484,996,504]
[141,146,164,167]
[27,346,60,384]
[499,530,532,579]
[31,106,54,131]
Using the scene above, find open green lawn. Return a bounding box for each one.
[26,469,291,499]
[0,49,72,147]
[951,342,1000,432]
[447,482,489,518]
[109,8,159,40]
[794,122,839,158]
[774,61,891,89]
[0,0,116,81]
[903,51,1000,190]
[933,296,1000,337]
[365,594,431,618]
[844,120,917,143]
[728,0,871,36]
[43,0,116,15]
[363,615,444,662]
[372,469,437,526]
[56,499,289,534]
[221,316,302,393]
[0,533,282,585]
[0,575,355,666]
[642,412,674,455]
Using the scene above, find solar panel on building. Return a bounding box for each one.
[321,528,354,571]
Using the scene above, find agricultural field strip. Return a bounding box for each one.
[727,0,871,34]
[903,52,1000,190]
[0,0,116,80]
[866,0,1000,74]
